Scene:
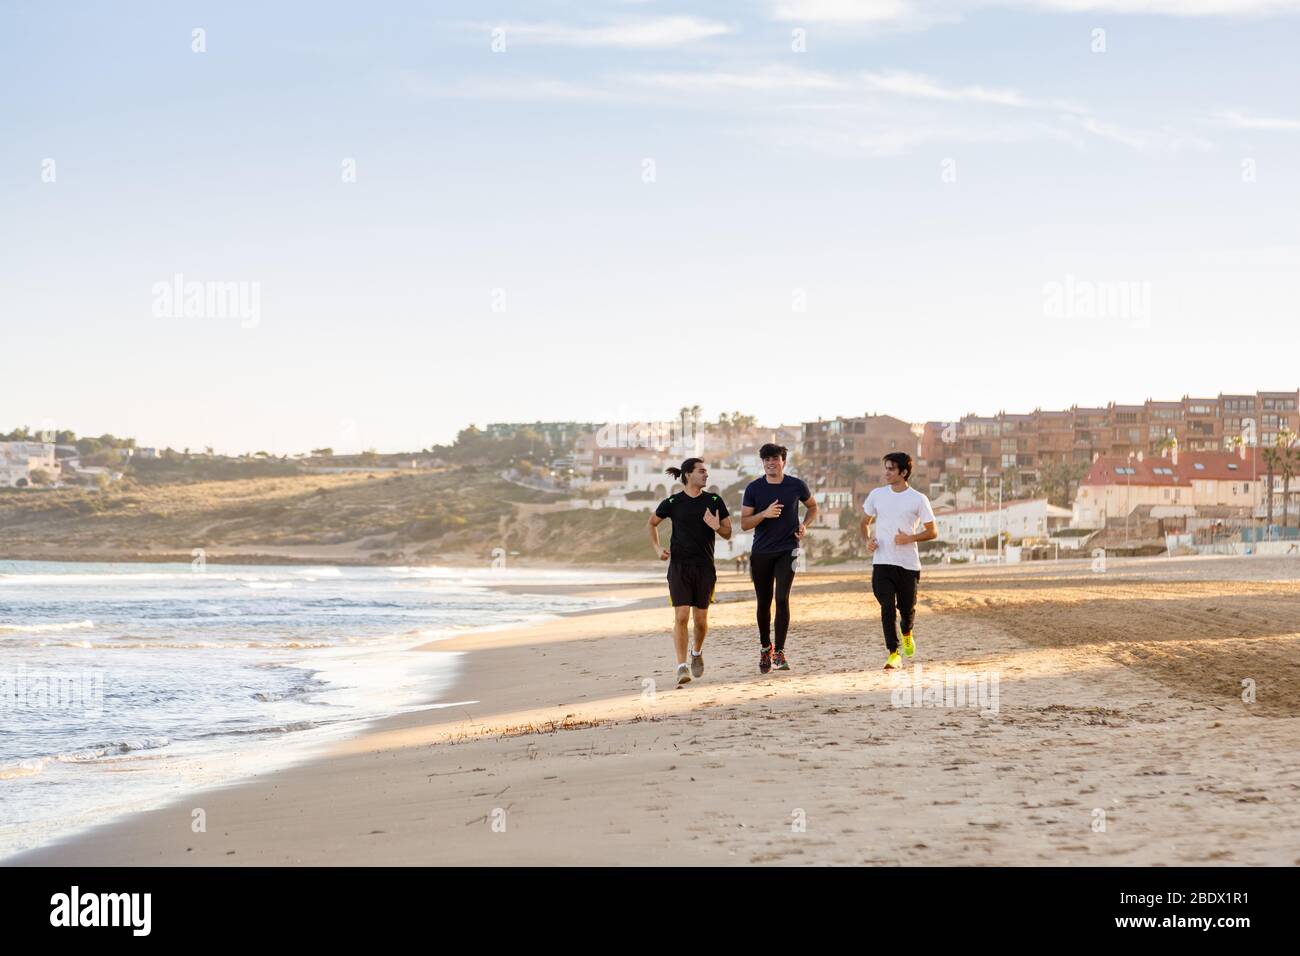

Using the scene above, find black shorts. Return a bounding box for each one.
[667,563,717,609]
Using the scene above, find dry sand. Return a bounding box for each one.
[12,554,1300,866]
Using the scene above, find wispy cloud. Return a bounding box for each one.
[396,70,639,104]
[771,0,919,21]
[770,0,1300,25]
[623,65,847,93]
[1025,1,1300,14]
[862,69,1029,106]
[408,54,1210,157]
[628,65,1085,113]
[1063,114,1214,153]
[1214,108,1300,131]
[483,16,733,48]
[753,115,1056,157]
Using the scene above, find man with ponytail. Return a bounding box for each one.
[648,458,731,686]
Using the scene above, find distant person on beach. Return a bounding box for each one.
[861,452,937,670]
[740,443,818,674]
[648,458,731,686]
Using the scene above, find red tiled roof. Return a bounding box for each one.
[1081,449,1263,488]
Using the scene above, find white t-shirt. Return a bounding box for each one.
[864,485,935,572]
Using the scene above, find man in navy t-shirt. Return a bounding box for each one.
[740,443,818,674]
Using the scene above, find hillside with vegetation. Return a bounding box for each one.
[0,467,668,566]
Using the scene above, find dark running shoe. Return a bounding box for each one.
[759,646,773,674]
[690,650,704,678]
[773,650,789,671]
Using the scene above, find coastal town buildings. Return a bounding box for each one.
[0,441,57,487]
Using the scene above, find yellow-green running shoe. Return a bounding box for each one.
[899,623,916,658]
[884,651,902,670]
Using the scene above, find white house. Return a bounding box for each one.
[933,498,1072,548]
[1071,449,1264,529]
[0,441,57,487]
[614,458,743,499]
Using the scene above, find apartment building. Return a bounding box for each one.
[801,414,921,491]
[928,390,1298,489]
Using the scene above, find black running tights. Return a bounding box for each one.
[750,549,797,651]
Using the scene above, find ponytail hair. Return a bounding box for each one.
[665,457,704,483]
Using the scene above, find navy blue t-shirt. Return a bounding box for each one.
[742,475,812,554]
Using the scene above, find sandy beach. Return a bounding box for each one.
[12,554,1300,866]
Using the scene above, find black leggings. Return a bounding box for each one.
[750,549,797,651]
[871,563,919,652]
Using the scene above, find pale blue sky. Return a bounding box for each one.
[3,1,1299,454]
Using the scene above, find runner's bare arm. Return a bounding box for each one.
[797,496,819,539]
[647,514,670,559]
[740,500,782,531]
[718,514,732,541]
[861,513,878,552]
[895,520,938,545]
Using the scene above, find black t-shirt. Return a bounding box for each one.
[654,491,730,567]
[742,474,812,553]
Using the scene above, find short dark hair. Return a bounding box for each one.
[882,452,913,480]
[665,457,704,482]
[758,443,787,461]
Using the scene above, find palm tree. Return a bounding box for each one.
[1035,461,1061,507]
[1279,428,1297,530]
[1003,464,1022,500]
[841,461,866,509]
[943,471,963,495]
[715,412,732,443]
[1263,446,1280,534]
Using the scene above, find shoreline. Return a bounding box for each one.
[10,555,1300,866]
[5,578,672,866]
[0,564,650,863]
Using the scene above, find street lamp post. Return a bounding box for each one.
[982,465,988,562]
[997,473,1004,563]
[1124,452,1134,550]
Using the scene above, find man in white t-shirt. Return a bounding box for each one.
[861,452,937,670]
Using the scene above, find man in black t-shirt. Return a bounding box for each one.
[740,443,818,675]
[648,458,732,686]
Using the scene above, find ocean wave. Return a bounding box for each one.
[25,639,336,650]
[0,571,302,586]
[194,720,321,737]
[0,758,47,780]
[0,737,175,778]
[292,567,343,577]
[0,620,94,634]
[0,738,172,780]
[59,737,172,761]
[252,679,327,702]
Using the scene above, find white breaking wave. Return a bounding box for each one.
[58,737,172,762]
[0,736,173,779]
[0,619,94,634]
